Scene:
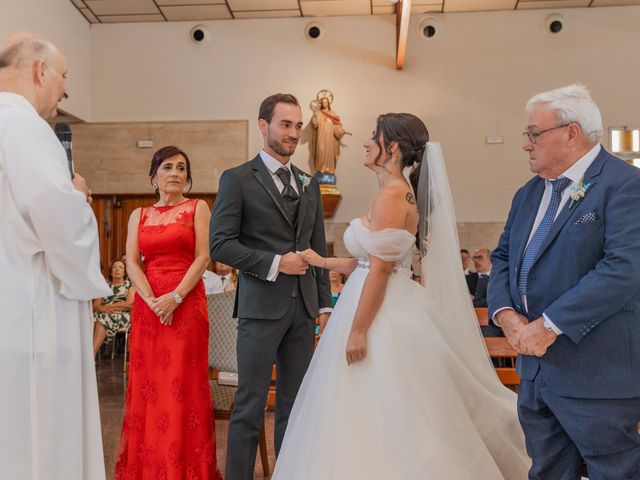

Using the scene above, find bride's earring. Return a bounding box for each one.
[152,183,158,189]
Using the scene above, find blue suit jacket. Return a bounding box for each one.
[489,147,640,398]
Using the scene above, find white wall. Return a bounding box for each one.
[0,0,92,119]
[89,6,640,223]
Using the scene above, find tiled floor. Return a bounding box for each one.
[97,357,276,479]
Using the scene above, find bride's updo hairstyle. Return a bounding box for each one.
[373,113,429,196]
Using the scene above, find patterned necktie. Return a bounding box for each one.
[518,177,572,296]
[275,167,299,225]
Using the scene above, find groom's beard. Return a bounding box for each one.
[268,136,298,157]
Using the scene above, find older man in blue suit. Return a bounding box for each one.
[489,84,640,479]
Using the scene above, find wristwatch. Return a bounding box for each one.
[171,290,183,304]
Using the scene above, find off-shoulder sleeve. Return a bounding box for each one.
[350,220,415,262]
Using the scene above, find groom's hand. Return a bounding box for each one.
[279,252,309,275]
[495,309,527,351]
[517,318,557,357]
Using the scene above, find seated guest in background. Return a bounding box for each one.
[461,248,477,295]
[92,259,135,356]
[202,261,236,294]
[472,248,502,337]
[202,268,219,294]
[472,248,491,307]
[329,269,345,306]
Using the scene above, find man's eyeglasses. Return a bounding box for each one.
[522,124,570,144]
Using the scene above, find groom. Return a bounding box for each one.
[489,84,640,479]
[210,93,332,480]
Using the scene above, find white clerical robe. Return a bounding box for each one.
[0,92,111,480]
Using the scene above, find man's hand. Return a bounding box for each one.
[279,252,309,275]
[495,309,528,351]
[72,173,93,205]
[317,312,330,335]
[517,317,557,357]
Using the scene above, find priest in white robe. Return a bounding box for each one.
[0,33,111,479]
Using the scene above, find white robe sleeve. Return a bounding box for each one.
[3,112,111,300]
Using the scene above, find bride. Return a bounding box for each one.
[272,113,530,479]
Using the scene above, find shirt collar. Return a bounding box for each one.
[549,143,601,186]
[0,92,38,116]
[260,149,292,175]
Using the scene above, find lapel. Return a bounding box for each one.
[530,147,608,267]
[514,178,546,267]
[251,155,294,229]
[291,165,311,239]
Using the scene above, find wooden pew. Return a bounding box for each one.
[474,307,489,327]
[484,337,520,390]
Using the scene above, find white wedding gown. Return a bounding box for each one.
[272,218,530,479]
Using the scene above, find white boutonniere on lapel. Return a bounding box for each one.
[298,174,311,193]
[568,177,591,210]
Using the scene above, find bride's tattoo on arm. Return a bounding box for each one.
[406,192,416,205]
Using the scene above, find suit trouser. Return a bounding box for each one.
[518,374,640,480]
[224,294,314,480]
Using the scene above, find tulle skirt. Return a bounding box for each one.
[272,266,530,479]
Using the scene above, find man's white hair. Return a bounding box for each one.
[0,33,55,70]
[526,83,603,144]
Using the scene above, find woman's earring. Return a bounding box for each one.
[152,183,158,189]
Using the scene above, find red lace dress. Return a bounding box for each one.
[116,199,222,480]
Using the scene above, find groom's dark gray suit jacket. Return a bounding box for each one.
[210,155,332,319]
[489,147,640,399]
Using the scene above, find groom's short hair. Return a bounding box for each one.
[258,93,300,123]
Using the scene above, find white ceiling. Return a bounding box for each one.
[70,0,640,23]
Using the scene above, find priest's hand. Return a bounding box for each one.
[72,173,93,205]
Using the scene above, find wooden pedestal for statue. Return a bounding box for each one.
[321,191,342,219]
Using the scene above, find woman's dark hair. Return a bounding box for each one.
[149,145,193,194]
[108,259,127,283]
[258,93,300,123]
[373,113,429,197]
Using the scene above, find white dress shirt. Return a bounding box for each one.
[202,270,233,294]
[496,144,601,334]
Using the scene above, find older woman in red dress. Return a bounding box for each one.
[116,146,221,480]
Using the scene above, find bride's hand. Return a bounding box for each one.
[298,249,325,268]
[346,330,367,365]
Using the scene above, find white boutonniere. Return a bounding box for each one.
[568,177,591,210]
[298,174,311,192]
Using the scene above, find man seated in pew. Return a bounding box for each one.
[460,248,477,295]
[473,248,503,337]
[202,261,236,294]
